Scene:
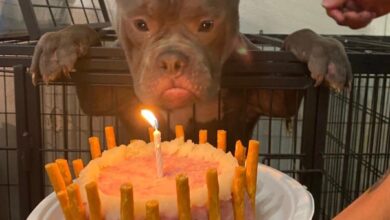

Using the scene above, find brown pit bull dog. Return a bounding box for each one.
[30,0,351,151]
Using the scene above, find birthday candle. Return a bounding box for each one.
[141,109,164,178]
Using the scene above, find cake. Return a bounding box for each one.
[44,126,259,220]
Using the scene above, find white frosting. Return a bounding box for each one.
[77,138,238,220]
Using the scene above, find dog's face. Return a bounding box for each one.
[116,0,240,110]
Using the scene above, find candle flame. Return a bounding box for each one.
[141,109,158,130]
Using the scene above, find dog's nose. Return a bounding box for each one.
[157,51,188,76]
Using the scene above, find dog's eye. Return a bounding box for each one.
[134,19,149,32]
[198,20,214,32]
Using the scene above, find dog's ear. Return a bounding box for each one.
[228,0,240,30]
[218,0,241,63]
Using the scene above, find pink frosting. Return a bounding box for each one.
[98,153,219,198]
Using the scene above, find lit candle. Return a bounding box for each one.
[141,109,164,178]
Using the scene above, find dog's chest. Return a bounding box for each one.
[161,97,222,131]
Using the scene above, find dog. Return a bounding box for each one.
[30,0,351,151]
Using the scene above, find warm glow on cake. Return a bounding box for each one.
[77,138,239,219]
[98,154,219,197]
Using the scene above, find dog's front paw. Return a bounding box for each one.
[29,25,100,85]
[30,32,79,85]
[307,38,352,91]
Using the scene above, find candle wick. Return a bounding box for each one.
[154,121,158,131]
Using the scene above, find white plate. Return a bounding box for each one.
[256,164,314,220]
[28,164,314,220]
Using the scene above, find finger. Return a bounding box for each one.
[327,9,346,24]
[345,0,361,11]
[322,0,345,9]
[344,11,375,29]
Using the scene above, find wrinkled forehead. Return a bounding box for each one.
[117,0,232,18]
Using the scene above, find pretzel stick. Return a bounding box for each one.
[199,130,207,144]
[105,126,117,149]
[175,125,185,139]
[234,140,246,167]
[246,140,260,209]
[232,166,246,220]
[148,127,154,142]
[176,174,191,220]
[45,162,66,193]
[145,200,160,220]
[56,190,73,220]
[72,159,84,178]
[121,183,135,220]
[56,159,73,186]
[207,168,221,220]
[85,181,103,220]
[88,137,102,159]
[67,183,87,220]
[217,130,227,152]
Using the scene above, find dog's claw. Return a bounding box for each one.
[31,72,39,86]
[62,67,72,79]
[330,84,342,93]
[313,75,324,87]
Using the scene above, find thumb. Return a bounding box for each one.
[322,0,345,9]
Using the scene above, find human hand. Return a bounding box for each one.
[322,0,377,29]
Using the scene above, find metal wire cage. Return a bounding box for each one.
[18,0,110,39]
[1,1,390,219]
[320,48,390,218]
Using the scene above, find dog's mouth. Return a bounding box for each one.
[160,87,196,109]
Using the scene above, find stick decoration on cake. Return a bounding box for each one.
[85,181,103,220]
[246,140,260,211]
[232,166,246,220]
[72,159,84,178]
[57,190,73,220]
[207,168,221,220]
[217,130,227,152]
[121,183,135,220]
[176,174,192,220]
[45,163,66,193]
[88,137,102,159]
[56,159,73,186]
[141,109,164,178]
[175,125,184,139]
[199,129,207,144]
[105,126,117,149]
[67,183,87,220]
[148,127,155,142]
[175,125,185,144]
[146,200,160,220]
[235,140,246,167]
